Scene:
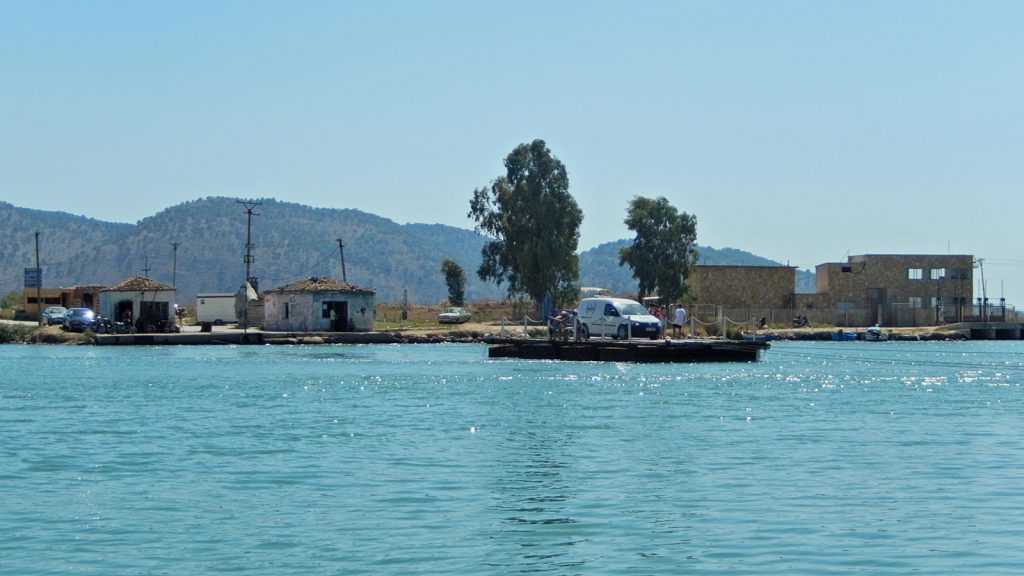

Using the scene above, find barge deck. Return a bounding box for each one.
[488,338,769,363]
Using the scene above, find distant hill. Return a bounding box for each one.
[0,198,815,304]
[0,198,503,304]
[0,201,134,290]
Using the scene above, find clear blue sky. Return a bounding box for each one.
[3,1,1023,304]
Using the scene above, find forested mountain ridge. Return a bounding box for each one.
[1,197,497,303]
[0,198,812,303]
[0,201,134,291]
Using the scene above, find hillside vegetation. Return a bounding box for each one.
[0,198,811,304]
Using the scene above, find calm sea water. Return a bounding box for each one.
[2,340,1023,575]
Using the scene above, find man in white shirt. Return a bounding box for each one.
[671,306,687,338]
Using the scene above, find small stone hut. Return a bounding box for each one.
[262,277,376,332]
[99,275,177,331]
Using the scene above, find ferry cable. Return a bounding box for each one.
[765,348,1024,372]
[774,343,1024,357]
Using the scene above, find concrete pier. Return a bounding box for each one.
[94,329,398,346]
[944,322,1024,340]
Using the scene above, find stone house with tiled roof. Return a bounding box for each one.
[99,275,177,332]
[262,276,376,332]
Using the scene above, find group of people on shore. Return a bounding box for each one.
[648,304,688,339]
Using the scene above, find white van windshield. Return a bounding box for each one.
[619,303,648,316]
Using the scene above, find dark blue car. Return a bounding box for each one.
[62,307,96,332]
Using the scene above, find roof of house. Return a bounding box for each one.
[265,277,375,295]
[101,275,175,292]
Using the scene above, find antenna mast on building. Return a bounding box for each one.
[335,237,347,283]
[142,256,152,277]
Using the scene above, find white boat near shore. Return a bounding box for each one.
[865,325,890,342]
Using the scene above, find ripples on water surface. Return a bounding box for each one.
[2,341,1023,575]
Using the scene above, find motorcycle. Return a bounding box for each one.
[548,310,577,342]
[94,316,131,334]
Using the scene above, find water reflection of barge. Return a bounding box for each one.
[487,338,768,363]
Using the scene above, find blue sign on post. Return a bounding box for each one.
[24,267,41,289]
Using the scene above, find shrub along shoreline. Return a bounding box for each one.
[0,323,93,344]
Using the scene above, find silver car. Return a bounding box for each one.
[42,306,67,325]
[437,307,471,324]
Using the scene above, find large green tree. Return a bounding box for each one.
[468,139,583,307]
[618,196,698,304]
[440,258,466,306]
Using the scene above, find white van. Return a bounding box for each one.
[577,297,661,340]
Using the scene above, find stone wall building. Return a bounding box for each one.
[263,277,376,332]
[22,285,104,315]
[686,255,978,327]
[689,265,797,309]
[99,276,178,331]
[686,265,797,326]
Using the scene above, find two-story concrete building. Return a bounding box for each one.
[807,254,974,326]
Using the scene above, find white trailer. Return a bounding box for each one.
[195,293,237,325]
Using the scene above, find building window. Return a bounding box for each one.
[284,302,289,319]
[908,268,923,280]
[930,268,945,280]
[908,297,923,308]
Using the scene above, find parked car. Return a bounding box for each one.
[62,307,96,332]
[42,306,68,325]
[438,307,471,324]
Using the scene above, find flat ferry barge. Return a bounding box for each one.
[487,338,768,363]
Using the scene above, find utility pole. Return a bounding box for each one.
[238,200,262,291]
[238,199,262,335]
[142,256,152,277]
[34,231,41,326]
[170,241,180,288]
[335,237,347,283]
[977,258,987,321]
